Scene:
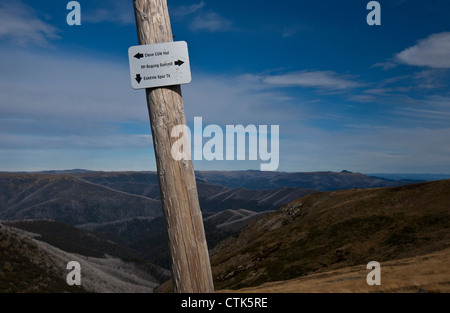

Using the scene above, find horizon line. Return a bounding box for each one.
[1,169,450,176]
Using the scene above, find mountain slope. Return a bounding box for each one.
[195,170,416,191]
[0,173,161,225]
[6,220,138,260]
[73,171,162,199]
[204,209,273,232]
[210,180,450,290]
[0,222,162,293]
[198,184,316,212]
[76,210,270,270]
[75,171,318,212]
[0,223,87,293]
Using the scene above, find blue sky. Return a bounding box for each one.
[0,0,449,173]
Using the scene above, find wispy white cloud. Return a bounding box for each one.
[277,123,450,174]
[347,94,378,103]
[253,71,363,90]
[170,2,234,33]
[372,61,398,70]
[170,2,205,17]
[281,24,309,38]
[395,32,450,69]
[0,47,150,152]
[182,73,298,125]
[393,95,450,127]
[0,51,146,121]
[0,133,152,150]
[412,69,450,89]
[190,11,233,33]
[0,46,157,171]
[0,1,60,47]
[352,67,449,105]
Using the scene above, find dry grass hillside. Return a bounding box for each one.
[221,248,450,293]
[210,180,450,291]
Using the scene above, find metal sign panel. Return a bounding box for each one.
[128,41,191,89]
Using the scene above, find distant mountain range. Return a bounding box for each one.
[195,170,422,190]
[1,170,448,292]
[72,171,318,213]
[368,173,450,181]
[0,170,422,223]
[0,173,161,225]
[11,168,433,188]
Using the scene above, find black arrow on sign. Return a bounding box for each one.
[135,74,142,83]
[134,53,144,60]
[175,60,184,66]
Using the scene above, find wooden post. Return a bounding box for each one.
[132,0,215,293]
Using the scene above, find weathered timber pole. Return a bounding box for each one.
[132,0,215,293]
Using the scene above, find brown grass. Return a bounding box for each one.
[219,247,450,293]
[210,180,450,290]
